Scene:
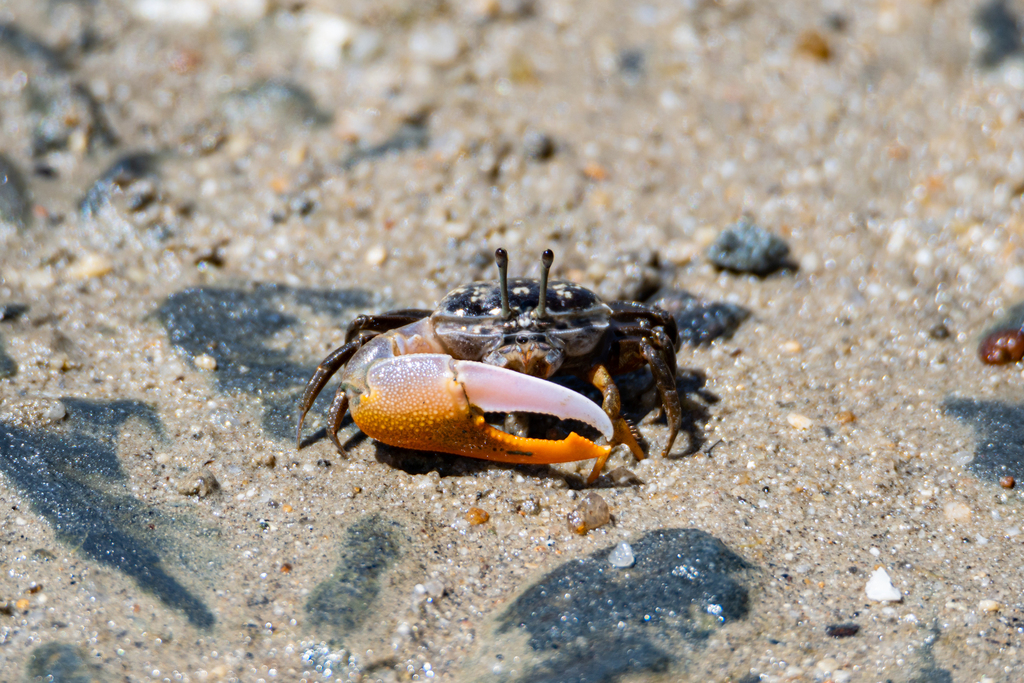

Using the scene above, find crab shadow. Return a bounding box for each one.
[367,368,717,487]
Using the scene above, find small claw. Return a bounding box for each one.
[349,354,612,467]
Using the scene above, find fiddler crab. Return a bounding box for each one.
[296,249,682,483]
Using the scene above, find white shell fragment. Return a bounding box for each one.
[608,542,635,568]
[865,568,902,602]
[453,359,613,439]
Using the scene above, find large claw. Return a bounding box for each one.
[349,354,613,479]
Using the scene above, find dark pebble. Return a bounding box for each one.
[979,328,1024,364]
[342,122,430,171]
[25,642,103,683]
[522,130,555,160]
[1001,475,1016,489]
[706,219,792,276]
[647,288,750,345]
[0,303,28,322]
[825,623,860,638]
[928,323,951,340]
[79,153,159,218]
[975,0,1022,68]
[493,528,755,681]
[306,514,404,634]
[0,334,15,378]
[0,154,30,229]
[222,79,331,129]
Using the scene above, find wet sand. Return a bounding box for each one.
[2,1,1024,681]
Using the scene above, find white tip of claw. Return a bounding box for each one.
[452,360,614,439]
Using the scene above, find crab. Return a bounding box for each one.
[296,249,682,483]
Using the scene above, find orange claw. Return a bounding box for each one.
[349,354,613,480]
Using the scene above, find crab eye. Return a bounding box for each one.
[516,334,529,344]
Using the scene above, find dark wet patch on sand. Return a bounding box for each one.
[157,284,377,440]
[0,398,214,627]
[25,641,104,683]
[471,527,756,682]
[944,397,1024,482]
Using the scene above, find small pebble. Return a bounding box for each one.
[43,401,65,422]
[303,11,357,68]
[835,410,856,424]
[65,253,113,280]
[194,354,218,371]
[523,130,555,160]
[787,412,814,430]
[365,245,387,267]
[865,567,901,602]
[979,599,1001,613]
[1000,476,1015,489]
[0,303,28,321]
[706,219,791,275]
[607,467,645,486]
[979,328,1024,364]
[794,29,831,61]
[608,542,635,568]
[466,507,489,525]
[567,492,611,535]
[928,323,951,340]
[177,470,219,497]
[825,623,860,638]
[0,154,30,229]
[781,340,803,354]
[943,501,972,522]
[15,598,29,612]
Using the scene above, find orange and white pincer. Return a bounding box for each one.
[297,249,683,483]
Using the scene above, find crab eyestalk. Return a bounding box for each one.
[495,248,510,318]
[535,249,554,319]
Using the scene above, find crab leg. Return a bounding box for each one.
[348,354,613,476]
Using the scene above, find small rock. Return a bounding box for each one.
[567,492,610,535]
[865,567,901,602]
[194,354,218,371]
[466,507,489,525]
[706,219,792,275]
[0,154,30,229]
[523,130,555,160]
[303,11,357,68]
[979,599,1002,613]
[978,328,1024,365]
[365,245,387,266]
[0,303,28,321]
[824,623,860,638]
[928,323,951,340]
[781,340,803,354]
[79,153,159,219]
[794,29,831,61]
[1000,475,1016,489]
[43,400,65,422]
[607,467,644,487]
[65,253,113,280]
[943,501,972,522]
[835,410,856,424]
[787,412,814,430]
[177,470,219,497]
[608,542,635,568]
